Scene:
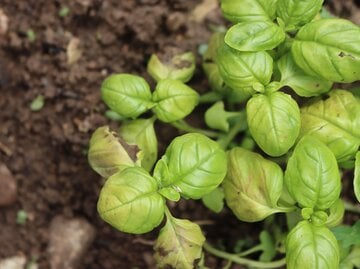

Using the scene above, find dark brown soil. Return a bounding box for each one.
[0,1,359,268]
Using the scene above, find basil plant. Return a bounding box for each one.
[88,0,360,268]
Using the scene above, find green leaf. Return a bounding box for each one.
[30,95,45,111]
[246,92,301,157]
[154,133,227,199]
[286,221,340,269]
[88,126,135,178]
[221,0,277,23]
[204,101,241,132]
[97,166,165,234]
[147,52,196,83]
[101,74,153,118]
[225,21,285,52]
[119,118,158,172]
[217,43,273,94]
[340,246,360,269]
[326,199,345,228]
[202,187,225,213]
[332,221,360,248]
[276,0,323,31]
[291,19,360,83]
[154,212,205,269]
[259,230,276,262]
[355,152,360,203]
[223,147,290,222]
[300,90,360,162]
[277,53,332,97]
[285,136,341,210]
[152,79,199,123]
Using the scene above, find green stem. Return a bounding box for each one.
[344,201,360,214]
[217,112,247,150]
[237,244,263,257]
[170,120,219,138]
[199,91,223,104]
[203,242,286,269]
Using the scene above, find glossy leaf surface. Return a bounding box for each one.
[278,53,332,97]
[97,166,165,234]
[277,0,323,30]
[88,126,135,177]
[225,21,285,52]
[154,133,227,199]
[221,0,277,23]
[119,118,157,172]
[217,44,273,92]
[300,90,360,162]
[285,136,341,210]
[101,74,153,118]
[286,221,340,269]
[152,79,199,123]
[247,92,301,156]
[292,19,360,83]
[154,214,205,269]
[223,147,287,222]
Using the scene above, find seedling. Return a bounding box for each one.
[88,0,360,268]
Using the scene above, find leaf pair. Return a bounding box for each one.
[101,74,199,122]
[92,132,227,234]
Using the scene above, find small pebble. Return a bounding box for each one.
[48,216,96,269]
[0,255,26,269]
[0,163,17,206]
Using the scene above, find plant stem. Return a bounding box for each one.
[237,244,263,257]
[217,112,247,150]
[203,242,286,269]
[344,201,360,214]
[170,120,219,138]
[199,91,223,104]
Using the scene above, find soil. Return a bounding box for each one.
[0,1,359,269]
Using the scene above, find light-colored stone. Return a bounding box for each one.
[0,163,17,206]
[0,255,26,269]
[48,216,96,269]
[0,9,9,35]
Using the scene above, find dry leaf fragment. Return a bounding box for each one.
[67,37,82,65]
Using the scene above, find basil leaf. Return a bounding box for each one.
[276,0,324,31]
[147,52,195,83]
[154,133,227,199]
[152,79,199,123]
[101,74,153,118]
[202,187,225,213]
[285,136,341,210]
[154,214,205,269]
[286,221,340,269]
[332,220,360,248]
[277,53,332,97]
[225,21,285,52]
[217,44,273,93]
[97,166,165,234]
[340,246,360,269]
[247,92,301,157]
[223,147,289,222]
[292,19,360,83]
[300,90,360,162]
[88,126,135,178]
[354,152,360,203]
[326,199,345,228]
[119,118,157,172]
[221,0,277,23]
